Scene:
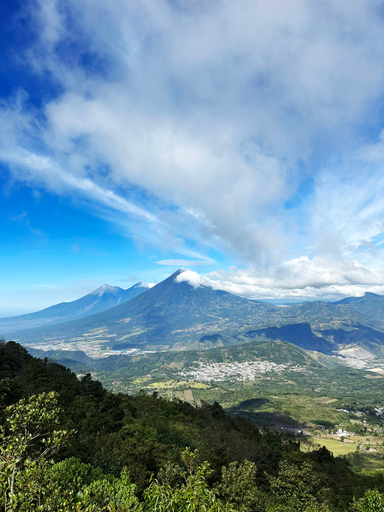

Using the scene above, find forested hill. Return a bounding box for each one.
[1,340,383,511]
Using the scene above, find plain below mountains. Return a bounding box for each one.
[6,269,384,363]
[0,282,149,335]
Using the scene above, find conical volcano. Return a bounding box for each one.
[0,281,148,335]
[10,270,276,350]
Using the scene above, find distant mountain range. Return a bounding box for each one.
[8,270,277,350]
[0,282,149,335]
[6,270,384,365]
[335,292,384,305]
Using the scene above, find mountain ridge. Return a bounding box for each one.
[335,292,384,305]
[6,270,384,363]
[0,281,148,335]
[8,270,278,349]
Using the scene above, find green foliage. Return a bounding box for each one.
[6,460,77,511]
[352,490,384,512]
[2,461,141,511]
[266,460,332,512]
[47,457,105,495]
[216,460,264,511]
[91,433,167,494]
[144,448,233,511]
[1,341,384,512]
[0,394,141,512]
[0,391,70,510]
[80,468,141,511]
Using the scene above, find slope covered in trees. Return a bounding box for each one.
[1,340,383,511]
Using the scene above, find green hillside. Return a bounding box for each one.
[31,338,384,447]
[2,340,384,511]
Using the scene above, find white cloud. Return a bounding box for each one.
[175,269,207,289]
[304,158,384,261]
[1,147,158,223]
[176,257,384,301]
[3,0,384,266]
[141,282,156,289]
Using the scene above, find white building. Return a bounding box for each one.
[336,428,351,436]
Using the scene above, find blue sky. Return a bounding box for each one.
[3,0,384,315]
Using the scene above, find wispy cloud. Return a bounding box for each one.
[3,0,384,277]
[11,210,46,238]
[0,146,158,223]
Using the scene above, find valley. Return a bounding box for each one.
[3,268,384,470]
[27,337,384,471]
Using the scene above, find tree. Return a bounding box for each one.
[144,448,234,511]
[80,468,141,511]
[216,460,264,512]
[0,392,70,510]
[0,393,141,511]
[266,460,332,512]
[352,490,384,512]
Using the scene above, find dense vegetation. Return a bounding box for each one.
[33,340,384,437]
[1,341,384,511]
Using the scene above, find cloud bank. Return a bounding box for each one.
[176,257,384,301]
[3,0,384,294]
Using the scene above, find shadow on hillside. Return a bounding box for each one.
[231,398,270,409]
[228,399,297,429]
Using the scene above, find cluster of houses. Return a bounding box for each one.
[178,360,304,382]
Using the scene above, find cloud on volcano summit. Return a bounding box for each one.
[176,256,384,301]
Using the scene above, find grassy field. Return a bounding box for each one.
[313,437,358,456]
